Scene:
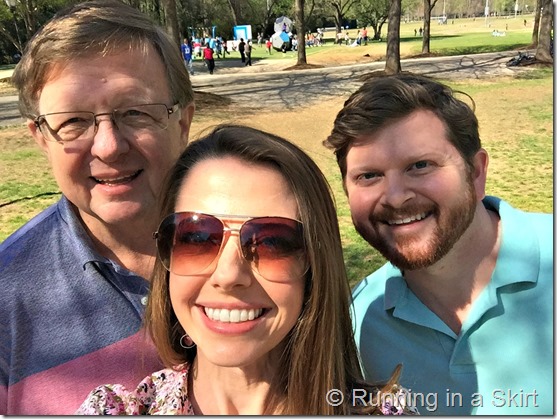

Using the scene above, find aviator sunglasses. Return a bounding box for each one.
[153,212,309,282]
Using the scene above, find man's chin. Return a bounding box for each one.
[367,238,439,271]
[81,201,150,226]
[386,253,438,271]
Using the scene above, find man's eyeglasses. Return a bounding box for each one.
[34,103,180,143]
[153,212,309,282]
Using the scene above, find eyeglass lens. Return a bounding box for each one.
[39,104,171,142]
[155,212,308,282]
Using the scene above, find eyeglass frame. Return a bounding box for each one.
[152,211,310,280]
[33,102,180,143]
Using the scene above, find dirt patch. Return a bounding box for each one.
[0,80,16,96]
[284,63,325,71]
[194,91,232,110]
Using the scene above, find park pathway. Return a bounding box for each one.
[0,51,532,127]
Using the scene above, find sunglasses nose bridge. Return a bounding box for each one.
[209,227,255,288]
[220,227,245,259]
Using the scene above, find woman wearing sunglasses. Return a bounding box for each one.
[77,125,418,415]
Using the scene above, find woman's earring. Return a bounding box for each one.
[179,333,196,349]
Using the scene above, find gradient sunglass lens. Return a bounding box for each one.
[171,213,224,275]
[155,212,308,281]
[240,217,308,281]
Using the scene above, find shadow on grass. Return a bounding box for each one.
[401,34,462,43]
[440,43,531,55]
[0,191,61,209]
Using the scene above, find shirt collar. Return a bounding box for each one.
[383,196,540,310]
[57,196,112,270]
[483,196,539,288]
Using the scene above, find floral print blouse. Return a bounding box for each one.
[76,366,194,415]
[76,363,419,415]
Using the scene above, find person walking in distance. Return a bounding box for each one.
[181,37,194,75]
[203,45,215,74]
[245,40,252,66]
[238,38,246,63]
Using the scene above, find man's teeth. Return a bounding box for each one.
[388,212,428,225]
[93,173,138,185]
[204,307,264,323]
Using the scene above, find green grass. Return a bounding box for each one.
[0,71,553,285]
[247,31,533,61]
[240,15,537,64]
[0,32,552,287]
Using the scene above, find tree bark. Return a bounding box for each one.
[534,0,553,63]
[385,0,401,74]
[161,0,180,47]
[227,0,239,27]
[531,0,542,47]
[21,0,37,38]
[422,0,438,54]
[295,0,307,64]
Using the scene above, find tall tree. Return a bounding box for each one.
[385,0,401,74]
[421,0,439,54]
[161,0,180,46]
[1,0,70,57]
[295,0,307,64]
[0,5,22,54]
[531,0,542,47]
[353,0,390,41]
[19,0,39,39]
[329,0,358,33]
[534,0,553,63]
[226,0,239,26]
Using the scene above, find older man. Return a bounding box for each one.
[0,0,195,414]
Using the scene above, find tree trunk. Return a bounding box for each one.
[421,0,438,54]
[227,0,239,27]
[385,0,401,74]
[333,4,343,33]
[531,0,542,47]
[295,0,307,64]
[161,0,180,47]
[21,0,37,38]
[0,26,20,53]
[534,0,553,62]
[377,19,388,40]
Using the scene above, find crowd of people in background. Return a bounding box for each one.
[179,28,329,74]
[181,35,229,75]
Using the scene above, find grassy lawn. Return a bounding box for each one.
[0,21,552,286]
[1,69,552,286]
[244,14,536,62]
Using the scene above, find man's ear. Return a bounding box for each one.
[471,148,489,201]
[178,102,195,147]
[27,119,52,162]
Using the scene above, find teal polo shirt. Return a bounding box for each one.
[352,197,553,415]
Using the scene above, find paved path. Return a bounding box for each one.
[190,51,526,110]
[0,51,531,127]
